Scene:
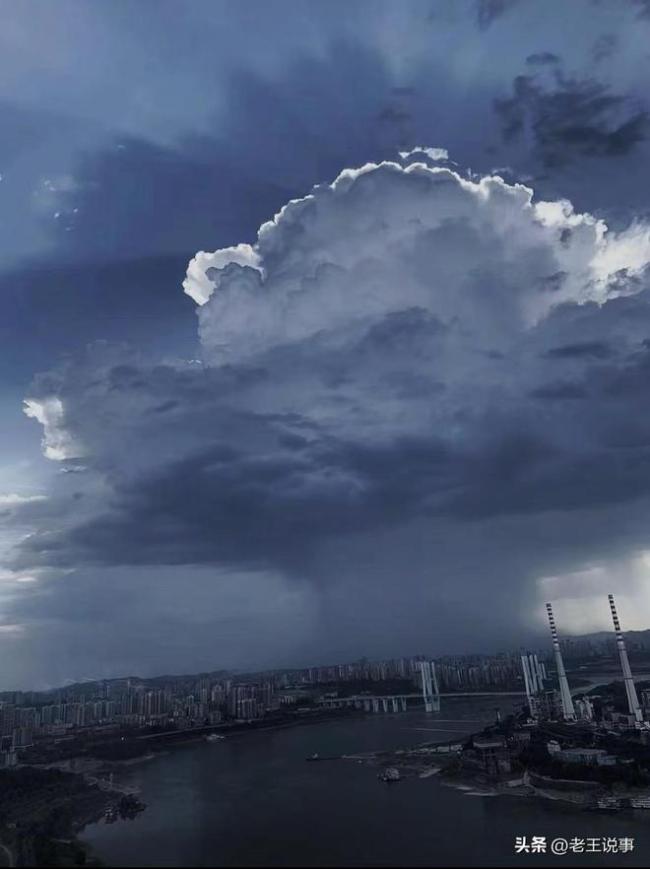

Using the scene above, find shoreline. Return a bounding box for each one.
[135,709,366,750]
[347,743,650,812]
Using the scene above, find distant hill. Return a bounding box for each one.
[559,628,650,667]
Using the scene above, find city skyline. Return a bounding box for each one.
[3,609,649,696]
[3,597,649,762]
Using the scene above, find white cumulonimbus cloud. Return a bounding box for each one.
[187,161,650,367]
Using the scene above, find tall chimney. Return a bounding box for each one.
[545,602,576,721]
[608,594,643,724]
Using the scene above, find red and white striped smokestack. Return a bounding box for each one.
[608,594,643,724]
[545,602,575,721]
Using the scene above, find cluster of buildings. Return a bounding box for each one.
[0,648,522,767]
[289,658,422,685]
[0,675,281,766]
[434,654,524,691]
[280,651,525,693]
[556,632,650,662]
[546,743,618,768]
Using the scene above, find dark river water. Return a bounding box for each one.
[81,696,650,867]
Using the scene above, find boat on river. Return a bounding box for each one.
[378,767,401,783]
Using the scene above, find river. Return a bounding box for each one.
[81,696,650,866]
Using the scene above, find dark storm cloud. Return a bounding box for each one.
[0,562,315,688]
[543,340,614,359]
[443,334,650,520]
[495,72,649,166]
[15,426,457,573]
[529,381,588,399]
[476,0,520,30]
[632,0,650,18]
[17,324,650,590]
[525,52,560,66]
[536,271,567,293]
[376,105,412,125]
[50,136,292,260]
[0,103,77,165]
[0,255,197,379]
[42,40,408,265]
[592,34,618,64]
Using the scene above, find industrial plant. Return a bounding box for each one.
[349,594,650,811]
[521,595,650,732]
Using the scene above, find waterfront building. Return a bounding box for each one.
[472,736,511,775]
[556,747,615,766]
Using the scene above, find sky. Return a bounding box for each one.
[4,0,650,688]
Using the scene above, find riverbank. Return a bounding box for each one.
[0,766,114,866]
[137,708,365,748]
[344,732,650,812]
[347,744,619,807]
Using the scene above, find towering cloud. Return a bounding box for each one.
[18,158,650,561]
[12,155,650,669]
[188,161,650,359]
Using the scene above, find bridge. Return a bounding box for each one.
[318,690,525,714]
[319,695,411,713]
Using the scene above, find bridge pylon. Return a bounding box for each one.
[419,661,441,713]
